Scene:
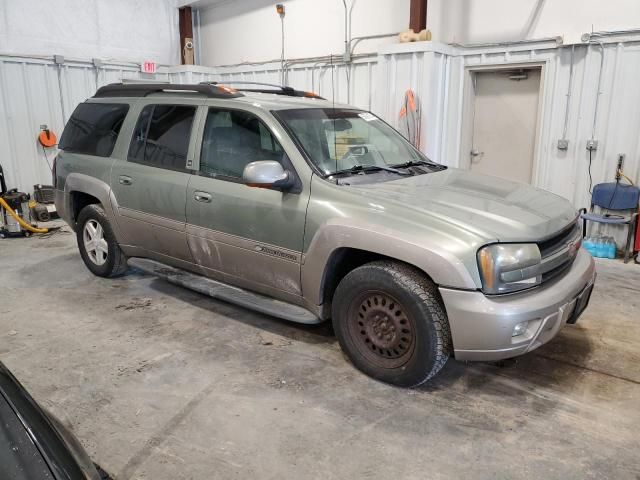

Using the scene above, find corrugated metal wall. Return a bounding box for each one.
[0,55,170,195]
[2,40,639,244]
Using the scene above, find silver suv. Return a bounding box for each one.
[54,82,596,387]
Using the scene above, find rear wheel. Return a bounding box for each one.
[76,204,128,278]
[332,261,451,387]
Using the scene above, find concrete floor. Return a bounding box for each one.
[1,223,639,480]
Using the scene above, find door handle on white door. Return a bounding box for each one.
[118,175,133,185]
[470,149,484,163]
[194,191,212,203]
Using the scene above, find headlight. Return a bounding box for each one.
[477,243,542,294]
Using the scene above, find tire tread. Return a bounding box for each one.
[332,260,452,387]
[76,204,128,278]
[374,261,451,387]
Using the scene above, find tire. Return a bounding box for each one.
[332,261,451,387]
[76,204,128,278]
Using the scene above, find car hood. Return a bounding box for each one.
[347,168,578,242]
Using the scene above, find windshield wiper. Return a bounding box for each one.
[323,164,411,178]
[390,159,445,169]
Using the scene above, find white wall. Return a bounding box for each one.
[193,0,640,67]
[3,37,640,247]
[0,55,174,197]
[429,0,640,45]
[0,0,180,64]
[196,0,410,66]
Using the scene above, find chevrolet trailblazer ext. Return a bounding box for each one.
[54,82,595,387]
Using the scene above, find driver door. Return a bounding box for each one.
[185,106,309,300]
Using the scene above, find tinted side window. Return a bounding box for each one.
[59,103,129,157]
[128,105,196,170]
[200,109,284,179]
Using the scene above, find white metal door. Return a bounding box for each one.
[470,69,541,184]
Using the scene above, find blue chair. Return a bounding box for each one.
[580,182,640,263]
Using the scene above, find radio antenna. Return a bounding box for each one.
[330,54,338,177]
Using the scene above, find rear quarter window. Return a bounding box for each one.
[59,103,129,157]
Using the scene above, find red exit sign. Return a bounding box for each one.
[141,61,157,74]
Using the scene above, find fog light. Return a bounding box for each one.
[512,321,529,337]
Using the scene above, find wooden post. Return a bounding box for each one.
[179,7,194,65]
[409,0,427,32]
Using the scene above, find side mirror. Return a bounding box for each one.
[242,161,294,190]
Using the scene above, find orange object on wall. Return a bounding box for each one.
[399,89,421,148]
[38,129,57,148]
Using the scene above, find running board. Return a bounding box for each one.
[127,257,321,324]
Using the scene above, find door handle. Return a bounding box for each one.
[194,191,212,203]
[470,149,484,163]
[118,175,133,186]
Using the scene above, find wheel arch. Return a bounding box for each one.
[318,248,438,312]
[70,191,101,222]
[64,173,122,239]
[302,223,478,315]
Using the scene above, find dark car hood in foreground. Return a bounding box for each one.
[0,361,100,480]
[349,168,578,242]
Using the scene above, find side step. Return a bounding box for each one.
[128,257,322,324]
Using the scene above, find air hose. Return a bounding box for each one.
[0,196,50,233]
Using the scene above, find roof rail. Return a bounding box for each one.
[200,81,325,99]
[93,82,244,99]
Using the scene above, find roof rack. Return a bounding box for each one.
[200,81,325,99]
[93,82,244,99]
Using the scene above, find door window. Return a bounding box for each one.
[128,105,196,170]
[199,109,284,179]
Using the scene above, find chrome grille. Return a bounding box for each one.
[537,221,582,283]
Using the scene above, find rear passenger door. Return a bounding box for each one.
[186,107,309,299]
[111,100,202,263]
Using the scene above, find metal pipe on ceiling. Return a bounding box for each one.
[349,33,401,55]
[342,0,349,61]
[582,28,640,42]
[449,36,563,49]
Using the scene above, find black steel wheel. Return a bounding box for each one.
[347,291,416,369]
[332,260,451,387]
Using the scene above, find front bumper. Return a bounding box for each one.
[439,248,596,361]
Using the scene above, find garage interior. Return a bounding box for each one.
[1,1,640,479]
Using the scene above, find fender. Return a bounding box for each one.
[301,218,479,307]
[62,173,126,242]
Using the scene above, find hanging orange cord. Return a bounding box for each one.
[38,129,57,148]
[399,89,421,148]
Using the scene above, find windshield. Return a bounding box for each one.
[276,108,437,177]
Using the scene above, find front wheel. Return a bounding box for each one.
[332,261,451,387]
[76,204,128,278]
